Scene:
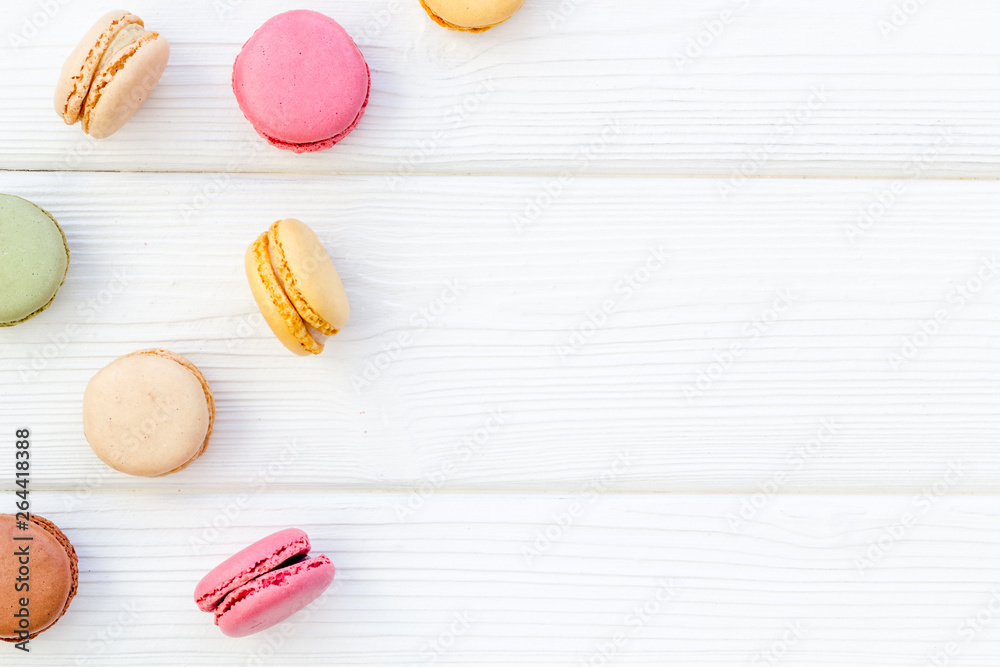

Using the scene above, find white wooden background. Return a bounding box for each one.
[2,0,1000,665]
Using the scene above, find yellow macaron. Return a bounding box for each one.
[419,0,526,32]
[244,219,350,356]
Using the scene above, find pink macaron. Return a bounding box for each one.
[232,10,370,153]
[194,528,335,638]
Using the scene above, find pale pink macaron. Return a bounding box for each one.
[232,10,370,153]
[194,528,335,638]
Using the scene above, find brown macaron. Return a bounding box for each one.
[0,514,78,642]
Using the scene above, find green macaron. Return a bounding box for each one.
[0,194,70,326]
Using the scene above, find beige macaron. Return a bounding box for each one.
[54,10,169,138]
[419,0,526,31]
[83,349,214,477]
[245,219,350,356]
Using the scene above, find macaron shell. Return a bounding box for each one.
[54,10,139,124]
[215,556,335,638]
[195,528,310,612]
[259,78,369,153]
[83,349,213,477]
[0,515,78,641]
[0,194,70,326]
[232,10,370,148]
[244,232,323,356]
[141,349,216,475]
[269,219,350,336]
[81,32,169,139]
[421,0,526,30]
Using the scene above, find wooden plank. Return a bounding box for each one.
[5,2,998,664]
[1,0,999,176]
[2,172,1000,493]
[14,492,1000,666]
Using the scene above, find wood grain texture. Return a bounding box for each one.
[14,492,1000,666]
[2,172,999,493]
[1,0,999,176]
[3,1,1000,663]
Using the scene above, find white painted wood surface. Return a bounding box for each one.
[2,0,1000,176]
[2,0,1000,664]
[3,172,1000,494]
[20,493,1000,667]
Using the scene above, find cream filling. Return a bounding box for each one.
[95,22,146,75]
[306,323,329,346]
